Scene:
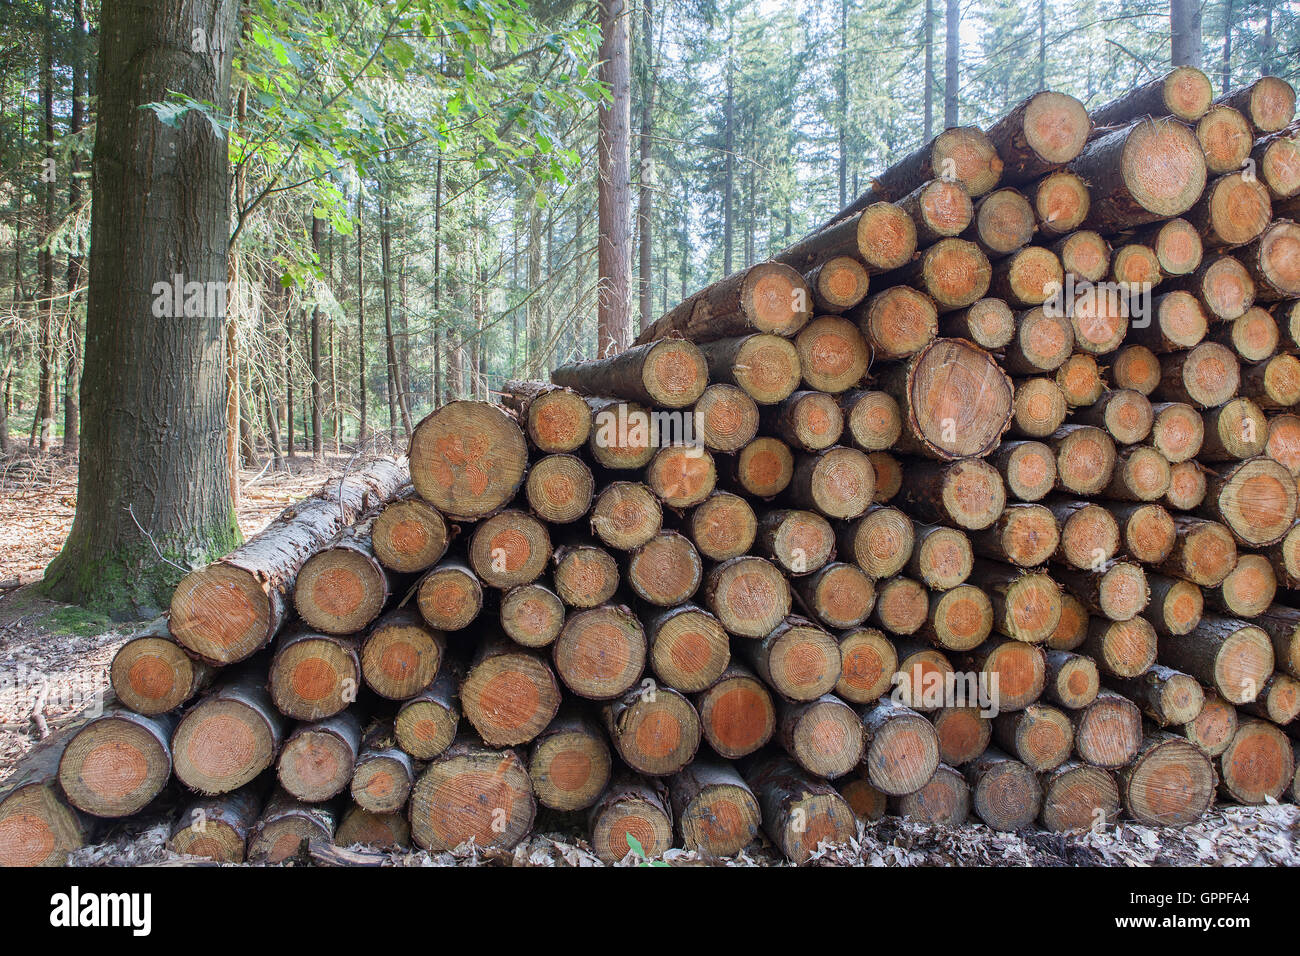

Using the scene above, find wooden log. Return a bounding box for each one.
[1039,762,1120,832]
[1128,217,1204,276]
[1031,170,1091,235]
[627,530,703,606]
[393,671,460,760]
[408,734,535,852]
[1070,389,1153,444]
[1185,171,1273,249]
[963,749,1041,830]
[292,516,390,635]
[553,543,620,609]
[1216,718,1295,804]
[350,722,416,814]
[525,453,595,523]
[0,727,97,866]
[892,636,955,710]
[757,508,835,576]
[500,581,565,648]
[962,637,1046,711]
[1112,243,1161,295]
[645,604,730,693]
[805,255,870,314]
[111,618,212,716]
[501,382,592,454]
[590,481,662,551]
[853,285,938,360]
[1180,691,1238,757]
[371,490,449,574]
[1056,357,1107,413]
[268,630,361,721]
[551,338,708,408]
[970,503,1059,567]
[168,786,263,862]
[695,383,760,453]
[687,491,756,561]
[360,607,444,700]
[869,576,930,637]
[898,178,974,245]
[461,636,562,747]
[1251,126,1300,201]
[1206,553,1277,618]
[1256,604,1300,678]
[335,805,411,850]
[57,707,176,818]
[860,697,941,796]
[1049,499,1119,570]
[1198,456,1298,547]
[743,753,857,864]
[416,557,483,631]
[1265,522,1300,588]
[1082,616,1158,677]
[1043,649,1100,709]
[795,314,871,394]
[1052,230,1111,281]
[891,764,972,825]
[1150,402,1205,464]
[603,685,701,776]
[840,505,914,579]
[907,522,973,589]
[939,297,1016,350]
[991,246,1064,308]
[634,262,813,345]
[834,627,897,705]
[173,669,286,795]
[740,616,841,702]
[838,389,902,453]
[467,509,552,589]
[1199,397,1267,461]
[410,402,527,521]
[778,202,918,276]
[1168,255,1255,323]
[247,789,337,863]
[839,126,1003,210]
[1160,616,1275,704]
[170,457,406,664]
[993,703,1074,771]
[1071,117,1207,233]
[733,436,795,498]
[778,694,865,779]
[694,662,776,759]
[1211,306,1280,362]
[1003,307,1073,374]
[1111,344,1162,395]
[1142,573,1204,637]
[1045,592,1090,651]
[669,757,761,857]
[1265,415,1300,477]
[1196,104,1253,174]
[1104,445,1172,503]
[796,562,876,630]
[1108,666,1205,727]
[1113,502,1177,565]
[703,556,791,638]
[585,398,656,470]
[1068,282,1130,355]
[965,189,1036,258]
[932,706,993,766]
[883,237,992,312]
[1070,690,1142,768]
[1216,76,1297,134]
[967,560,1061,643]
[1117,732,1216,826]
[1050,425,1116,496]
[588,774,673,864]
[1089,66,1213,125]
[1009,377,1068,438]
[527,707,612,812]
[552,604,647,700]
[894,458,1006,531]
[277,711,363,804]
[868,451,903,502]
[764,390,845,453]
[1238,672,1300,724]
[1057,559,1149,625]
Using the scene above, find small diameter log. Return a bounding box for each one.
[834,627,898,705]
[553,604,647,700]
[169,457,406,665]
[1057,561,1149,623]
[895,458,1006,531]
[1252,127,1300,201]
[603,686,702,776]
[1151,402,1205,463]
[393,672,460,760]
[1053,230,1111,282]
[796,562,876,631]
[778,694,865,779]
[1059,355,1108,409]
[277,711,363,803]
[500,582,565,648]
[1104,445,1172,503]
[1156,516,1238,586]
[1117,733,1216,827]
[408,735,535,852]
[939,297,1016,349]
[991,440,1057,502]
[1051,425,1116,496]
[468,510,552,589]
[922,584,994,652]
[963,749,1042,831]
[1081,616,1158,678]
[868,452,903,502]
[1265,415,1300,476]
[1039,762,1120,832]
[870,576,930,637]
[841,505,914,579]
[1068,285,1129,355]
[583,398,655,471]
[932,706,993,766]
[1256,604,1300,677]
[1069,690,1142,768]
[744,754,857,864]
[1113,502,1177,565]
[733,436,795,498]
[992,703,1074,771]
[1265,523,1300,591]
[292,517,390,636]
[704,556,791,638]
[361,607,444,700]
[335,806,410,850]
[635,261,813,345]
[627,531,704,606]
[908,522,973,589]
[669,757,761,857]
[525,454,595,523]
[891,764,972,825]
[779,202,918,276]
[169,786,263,862]
[764,390,844,452]
[1212,306,1280,363]
[1072,389,1154,445]
[741,616,841,702]
[1199,456,1298,547]
[688,491,757,561]
[1111,242,1161,289]
[1185,171,1272,249]
[1196,104,1250,172]
[962,637,1047,711]
[885,237,992,312]
[860,697,942,796]
[551,338,708,408]
[1206,553,1277,618]
[1142,572,1204,637]
[588,775,673,865]
[268,630,361,721]
[898,178,974,245]
[646,604,730,693]
[591,481,662,551]
[1004,307,1072,375]
[1045,593,1090,651]
[1199,397,1267,461]
[795,315,871,394]
[1182,692,1239,758]
[553,543,620,609]
[854,285,939,360]
[863,126,1004,202]
[111,619,212,716]
[0,730,96,867]
[416,558,483,631]
[806,255,870,314]
[57,708,176,818]
[1241,353,1300,409]
[1090,66,1213,126]
[1216,718,1295,805]
[695,662,777,759]
[970,503,1059,567]
[1170,255,1256,323]
[699,334,802,406]
[839,389,902,452]
[1032,170,1091,235]
[1237,672,1300,724]
[1159,616,1275,704]
[1044,649,1100,709]
[965,189,1035,258]
[1111,345,1162,395]
[695,383,760,453]
[372,491,449,574]
[892,636,955,711]
[461,636,562,747]
[410,401,527,521]
[501,382,592,454]
[1071,117,1207,233]
[758,509,835,576]
[1108,666,1205,727]
[1130,217,1204,276]
[968,560,1061,644]
[1049,499,1119,570]
[991,246,1063,308]
[247,789,337,863]
[173,670,286,795]
[1216,76,1297,134]
[1009,377,1068,438]
[527,707,612,812]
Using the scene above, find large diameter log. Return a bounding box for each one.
[777,202,918,275]
[635,262,812,345]
[694,662,776,759]
[1039,762,1120,832]
[468,510,552,589]
[742,754,857,864]
[1070,117,1207,233]
[247,789,337,863]
[740,616,841,702]
[695,383,760,453]
[335,806,411,850]
[704,556,791,638]
[360,607,444,700]
[393,671,460,760]
[554,543,619,609]
[590,481,662,551]
[499,582,565,648]
[687,491,756,561]
[963,749,1042,831]
[292,515,390,635]
[170,456,406,664]
[859,697,941,796]
[416,558,483,631]
[527,707,612,812]
[1090,66,1213,125]
[461,636,562,747]
[1217,718,1295,804]
[646,604,730,693]
[777,694,865,779]
[1159,616,1275,704]
[794,315,870,394]
[1180,691,1238,757]
[1069,690,1142,768]
[350,721,416,813]
[57,708,176,818]
[501,382,591,454]
[408,735,535,852]
[553,604,647,700]
[277,711,363,803]
[891,764,971,825]
[602,686,701,777]
[268,630,361,721]
[932,706,993,766]
[834,627,897,705]
[1116,732,1216,827]
[168,786,264,862]
[627,531,703,606]
[554,339,707,410]
[111,618,212,716]
[1216,76,1297,134]
[992,703,1073,771]
[526,453,595,523]
[372,489,449,574]
[410,402,526,521]
[173,669,286,795]
[669,757,761,857]
[1198,456,1298,547]
[1107,665,1205,726]
[894,458,1006,531]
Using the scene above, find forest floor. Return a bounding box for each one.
[0,446,1297,867]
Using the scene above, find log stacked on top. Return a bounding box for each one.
[5,71,1300,869]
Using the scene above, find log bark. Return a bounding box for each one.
[634,262,813,345]
[552,338,708,408]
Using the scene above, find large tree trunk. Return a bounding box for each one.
[597,0,632,358]
[944,0,959,128]
[1171,0,1202,67]
[43,0,241,615]
[63,0,89,460]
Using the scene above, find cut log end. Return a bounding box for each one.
[409,741,535,853]
[410,401,528,520]
[372,498,449,574]
[591,481,662,551]
[696,384,760,453]
[553,605,647,700]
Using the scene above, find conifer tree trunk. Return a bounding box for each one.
[597,0,632,358]
[944,0,959,128]
[1171,0,1202,67]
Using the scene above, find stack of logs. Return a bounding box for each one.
[4,67,1300,868]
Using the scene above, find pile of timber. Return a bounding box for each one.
[5,70,1300,869]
